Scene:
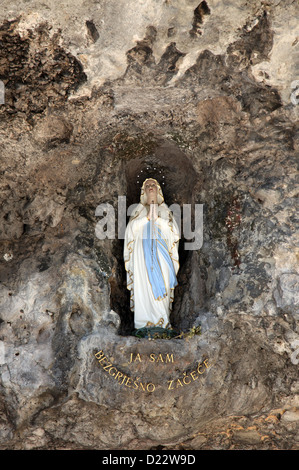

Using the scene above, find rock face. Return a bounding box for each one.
[0,0,298,450]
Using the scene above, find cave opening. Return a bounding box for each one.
[108,139,199,336]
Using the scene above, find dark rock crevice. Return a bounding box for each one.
[190,1,211,37]
[0,19,86,119]
[108,138,198,334]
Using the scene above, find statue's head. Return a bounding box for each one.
[140,178,164,205]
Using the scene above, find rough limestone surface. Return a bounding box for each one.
[0,0,298,450]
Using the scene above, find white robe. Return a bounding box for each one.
[124,204,179,330]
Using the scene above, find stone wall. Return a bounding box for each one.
[0,0,298,450]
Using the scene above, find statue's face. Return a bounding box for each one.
[144,179,158,204]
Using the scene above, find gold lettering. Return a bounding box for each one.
[95,349,213,393]
[147,383,155,393]
[149,353,174,363]
[103,362,112,371]
[129,353,142,363]
[108,367,117,377]
[115,371,123,382]
[149,354,156,362]
[168,380,174,390]
[165,354,174,363]
[132,380,139,390]
[94,350,104,359]
[156,354,164,363]
[204,358,210,368]
[125,377,132,388]
[120,375,128,385]
[98,355,108,365]
[183,374,191,385]
[176,379,183,388]
[190,371,198,381]
[139,382,146,392]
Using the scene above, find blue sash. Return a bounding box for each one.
[143,220,177,300]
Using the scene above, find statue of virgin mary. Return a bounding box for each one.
[124,178,180,331]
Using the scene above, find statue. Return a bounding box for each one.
[124,178,180,334]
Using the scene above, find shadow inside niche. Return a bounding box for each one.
[109,139,199,336]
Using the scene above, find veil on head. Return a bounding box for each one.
[129,178,171,222]
[140,178,164,206]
